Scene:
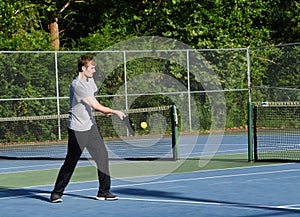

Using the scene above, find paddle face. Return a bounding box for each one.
[124,116,135,136]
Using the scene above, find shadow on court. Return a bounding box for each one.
[0,186,50,202]
[114,187,300,216]
[0,186,94,202]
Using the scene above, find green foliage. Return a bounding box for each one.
[100,0,297,48]
[251,44,300,102]
[0,0,53,50]
[0,52,58,142]
[0,1,299,142]
[0,0,299,50]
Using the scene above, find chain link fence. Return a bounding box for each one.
[0,43,299,144]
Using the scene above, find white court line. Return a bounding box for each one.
[180,143,247,146]
[1,165,300,213]
[3,164,296,197]
[179,143,248,148]
[120,197,237,207]
[42,165,300,196]
[0,161,125,174]
[0,164,65,175]
[120,197,300,211]
[278,204,300,209]
[0,165,300,213]
[102,167,300,188]
[1,162,298,189]
[188,149,246,156]
[0,163,62,171]
[2,192,300,212]
[0,160,129,175]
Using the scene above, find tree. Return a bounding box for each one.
[0,0,51,50]
[47,0,74,50]
[0,0,299,50]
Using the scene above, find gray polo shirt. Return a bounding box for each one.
[67,77,98,131]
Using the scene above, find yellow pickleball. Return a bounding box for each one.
[140,121,147,129]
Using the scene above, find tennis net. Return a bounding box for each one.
[0,105,179,160]
[253,102,300,162]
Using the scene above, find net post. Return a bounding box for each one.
[253,104,258,161]
[247,101,254,162]
[171,105,179,161]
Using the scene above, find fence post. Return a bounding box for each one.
[54,51,61,140]
[247,48,253,162]
[186,50,192,132]
[123,51,129,110]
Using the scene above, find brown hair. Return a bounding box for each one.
[78,55,96,72]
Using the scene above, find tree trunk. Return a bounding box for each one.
[49,17,60,50]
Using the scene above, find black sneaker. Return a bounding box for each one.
[50,193,62,203]
[96,191,118,201]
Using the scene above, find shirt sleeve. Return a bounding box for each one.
[73,78,98,103]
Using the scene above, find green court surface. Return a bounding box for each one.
[0,154,276,188]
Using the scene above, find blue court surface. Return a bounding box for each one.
[1,134,300,217]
